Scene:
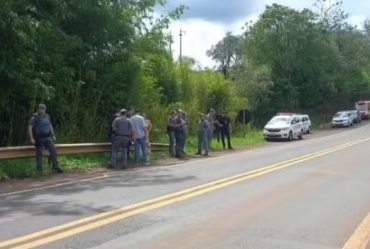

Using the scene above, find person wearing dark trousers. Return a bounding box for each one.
[110,109,134,169]
[173,112,184,158]
[218,111,233,150]
[177,109,189,154]
[206,109,215,150]
[108,108,121,164]
[167,111,177,157]
[214,114,221,143]
[196,113,210,156]
[28,103,63,173]
[126,107,135,160]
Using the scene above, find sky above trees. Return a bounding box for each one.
[156,0,370,68]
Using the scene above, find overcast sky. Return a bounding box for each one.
[155,0,370,68]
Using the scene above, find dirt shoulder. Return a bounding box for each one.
[0,124,366,195]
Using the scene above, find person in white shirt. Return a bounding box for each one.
[129,110,149,164]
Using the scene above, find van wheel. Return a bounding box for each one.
[307,126,311,134]
[298,130,303,140]
[287,131,293,141]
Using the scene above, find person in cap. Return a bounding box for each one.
[108,108,121,164]
[174,109,185,158]
[217,110,233,149]
[28,103,63,173]
[206,109,216,150]
[166,110,177,157]
[196,113,210,156]
[110,109,134,169]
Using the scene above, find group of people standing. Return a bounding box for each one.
[108,107,152,169]
[166,109,189,158]
[27,103,233,172]
[167,109,233,158]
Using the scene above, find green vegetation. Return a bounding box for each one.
[0,132,263,179]
[1,0,370,179]
[208,1,370,126]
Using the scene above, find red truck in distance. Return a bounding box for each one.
[355,100,370,120]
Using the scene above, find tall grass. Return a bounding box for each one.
[0,62,261,180]
[0,130,263,180]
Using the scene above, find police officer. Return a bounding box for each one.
[108,108,121,163]
[178,109,189,154]
[28,103,63,173]
[206,109,215,150]
[196,113,210,156]
[173,110,184,158]
[166,111,177,157]
[126,107,135,160]
[111,109,134,169]
[218,111,233,149]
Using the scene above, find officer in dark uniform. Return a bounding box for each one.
[126,107,135,160]
[111,109,134,169]
[196,113,210,156]
[217,111,233,149]
[108,108,121,163]
[28,103,63,173]
[178,109,189,154]
[173,111,184,158]
[166,111,177,157]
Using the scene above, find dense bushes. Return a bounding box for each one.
[0,0,246,146]
[3,0,370,147]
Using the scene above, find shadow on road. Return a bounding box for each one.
[0,168,196,217]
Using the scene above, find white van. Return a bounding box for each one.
[301,114,312,133]
[263,114,304,141]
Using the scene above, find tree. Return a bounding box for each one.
[206,32,243,77]
[313,0,349,30]
[205,1,370,126]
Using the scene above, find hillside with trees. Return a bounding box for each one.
[208,0,370,126]
[1,0,370,146]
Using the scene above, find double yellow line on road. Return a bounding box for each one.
[1,138,369,249]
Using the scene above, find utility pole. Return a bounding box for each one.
[169,31,172,53]
[179,29,185,62]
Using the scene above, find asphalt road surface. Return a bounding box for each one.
[1,125,370,249]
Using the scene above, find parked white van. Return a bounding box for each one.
[301,114,312,133]
[263,114,304,141]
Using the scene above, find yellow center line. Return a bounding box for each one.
[1,138,368,249]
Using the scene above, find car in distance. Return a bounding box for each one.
[355,101,370,120]
[276,113,312,134]
[350,110,361,124]
[331,111,353,127]
[263,114,304,141]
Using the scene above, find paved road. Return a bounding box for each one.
[1,124,370,248]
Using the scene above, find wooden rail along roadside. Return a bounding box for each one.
[0,143,169,160]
